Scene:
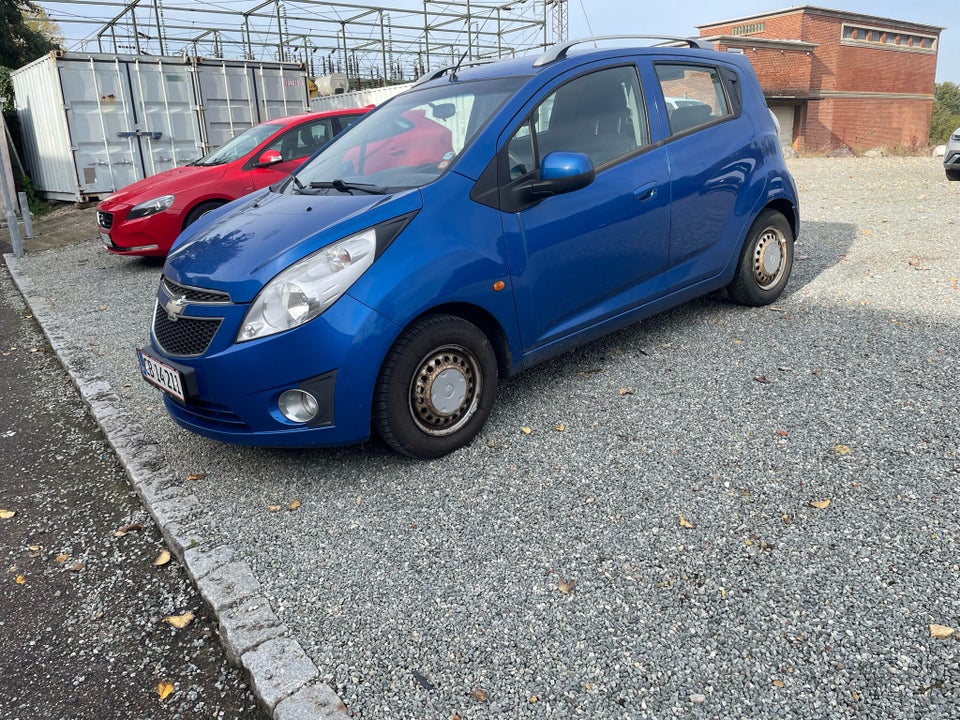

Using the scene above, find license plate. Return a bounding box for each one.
[137,348,185,401]
[99,232,113,247]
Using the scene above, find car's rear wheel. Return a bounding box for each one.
[183,201,225,230]
[374,315,497,458]
[727,209,794,306]
[946,169,960,181]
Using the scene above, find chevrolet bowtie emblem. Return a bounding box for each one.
[164,295,188,322]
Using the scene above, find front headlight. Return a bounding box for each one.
[128,194,175,219]
[238,228,377,342]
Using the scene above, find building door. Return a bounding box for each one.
[770,105,796,147]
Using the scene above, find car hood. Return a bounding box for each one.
[164,188,423,302]
[99,164,228,209]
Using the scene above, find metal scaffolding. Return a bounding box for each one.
[39,0,569,86]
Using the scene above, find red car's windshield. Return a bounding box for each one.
[193,122,281,166]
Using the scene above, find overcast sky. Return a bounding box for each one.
[568,1,958,83]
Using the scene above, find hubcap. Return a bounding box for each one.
[409,345,481,436]
[752,227,787,290]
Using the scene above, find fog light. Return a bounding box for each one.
[278,389,319,423]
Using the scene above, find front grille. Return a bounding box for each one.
[162,276,231,304]
[97,211,113,230]
[153,303,222,356]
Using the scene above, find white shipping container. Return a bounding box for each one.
[12,51,309,202]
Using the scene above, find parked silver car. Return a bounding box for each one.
[945,127,960,181]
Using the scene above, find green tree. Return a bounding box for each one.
[0,0,60,70]
[930,81,960,145]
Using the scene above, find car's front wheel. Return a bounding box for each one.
[374,315,497,458]
[946,169,960,181]
[183,201,225,230]
[727,209,794,306]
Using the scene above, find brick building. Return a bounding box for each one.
[696,6,942,153]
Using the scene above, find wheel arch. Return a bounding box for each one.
[181,198,230,232]
[764,197,798,239]
[385,302,515,381]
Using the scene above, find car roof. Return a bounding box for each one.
[263,107,367,128]
[414,35,719,88]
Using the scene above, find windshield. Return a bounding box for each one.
[290,78,522,193]
[193,123,280,166]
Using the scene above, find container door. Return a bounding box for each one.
[58,57,141,195]
[254,64,309,121]
[194,61,258,154]
[128,59,205,174]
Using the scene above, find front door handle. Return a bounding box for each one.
[634,182,657,202]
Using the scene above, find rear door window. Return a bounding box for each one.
[655,64,732,135]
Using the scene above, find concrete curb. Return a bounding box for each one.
[4,253,351,720]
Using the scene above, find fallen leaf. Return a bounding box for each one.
[809,499,831,509]
[164,610,195,629]
[0,509,15,519]
[66,562,85,572]
[772,679,785,688]
[678,515,696,529]
[55,553,69,564]
[558,577,576,594]
[266,504,282,513]
[28,545,42,557]
[471,688,488,703]
[287,499,302,511]
[833,444,851,455]
[776,430,789,437]
[754,375,770,384]
[782,513,794,526]
[113,522,144,537]
[153,550,171,567]
[15,574,26,585]
[929,624,955,639]
[529,695,539,703]
[520,426,532,435]
[186,472,206,481]
[618,387,634,396]
[554,422,566,432]
[355,496,362,506]
[157,680,174,700]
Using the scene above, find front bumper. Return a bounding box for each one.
[148,289,399,448]
[97,206,180,256]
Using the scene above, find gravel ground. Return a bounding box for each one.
[6,156,960,719]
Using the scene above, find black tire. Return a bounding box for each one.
[727,209,794,306]
[182,201,224,230]
[946,169,960,181]
[374,315,498,458]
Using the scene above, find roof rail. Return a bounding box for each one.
[412,58,495,86]
[533,35,711,67]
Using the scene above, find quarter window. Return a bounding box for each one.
[656,64,732,135]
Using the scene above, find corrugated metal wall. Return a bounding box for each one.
[12,52,309,202]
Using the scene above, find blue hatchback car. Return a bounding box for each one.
[140,36,800,458]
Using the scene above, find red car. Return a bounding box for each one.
[96,108,366,256]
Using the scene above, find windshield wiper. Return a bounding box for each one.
[309,179,386,195]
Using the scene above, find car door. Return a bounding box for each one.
[651,61,756,281]
[499,64,672,352]
[247,116,340,190]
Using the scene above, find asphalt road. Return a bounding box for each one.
[0,266,266,718]
[4,156,960,719]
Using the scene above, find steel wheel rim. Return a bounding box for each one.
[408,344,481,437]
[752,226,787,290]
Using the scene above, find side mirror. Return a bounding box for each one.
[256,149,284,167]
[523,151,595,199]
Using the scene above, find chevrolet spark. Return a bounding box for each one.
[140,36,800,458]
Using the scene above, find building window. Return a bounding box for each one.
[841,23,936,53]
[732,22,764,36]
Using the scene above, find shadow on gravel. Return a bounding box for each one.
[786,220,857,295]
